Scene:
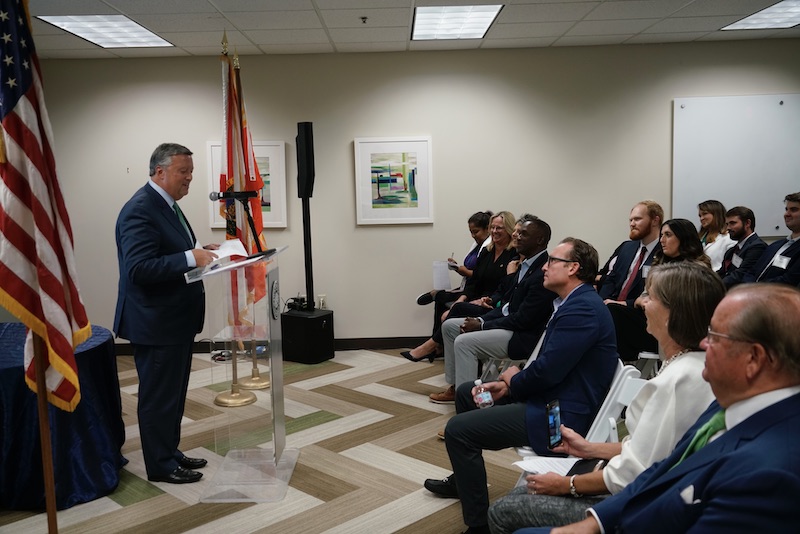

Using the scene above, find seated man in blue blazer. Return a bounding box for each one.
[743,192,800,287]
[515,283,800,534]
[717,205,766,288]
[423,238,618,534]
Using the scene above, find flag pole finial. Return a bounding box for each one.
[221,30,228,55]
[233,51,240,70]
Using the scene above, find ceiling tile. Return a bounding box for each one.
[567,18,660,35]
[244,29,330,45]
[329,27,409,43]
[674,0,778,17]
[321,8,411,28]
[585,0,689,20]
[225,11,322,30]
[645,16,743,34]
[499,2,598,23]
[491,21,575,38]
[554,34,632,46]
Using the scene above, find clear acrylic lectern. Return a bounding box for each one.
[185,246,298,503]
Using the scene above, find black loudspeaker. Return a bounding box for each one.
[296,122,315,198]
[281,309,334,364]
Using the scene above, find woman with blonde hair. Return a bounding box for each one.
[403,211,517,362]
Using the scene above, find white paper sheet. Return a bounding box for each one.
[513,457,580,475]
[433,261,452,290]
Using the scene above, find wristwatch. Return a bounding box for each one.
[569,475,582,498]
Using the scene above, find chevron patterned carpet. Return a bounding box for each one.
[0,350,522,534]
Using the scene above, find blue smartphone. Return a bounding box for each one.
[547,400,562,449]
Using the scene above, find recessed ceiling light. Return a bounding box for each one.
[412,5,503,40]
[37,15,172,48]
[722,0,800,30]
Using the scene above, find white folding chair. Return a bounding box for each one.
[636,351,661,380]
[514,361,645,485]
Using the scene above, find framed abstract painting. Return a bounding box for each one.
[207,140,287,229]
[354,136,433,225]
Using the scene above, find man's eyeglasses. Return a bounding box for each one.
[547,256,577,266]
[706,327,751,345]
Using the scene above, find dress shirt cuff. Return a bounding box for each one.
[587,508,606,534]
[184,250,196,268]
[477,317,485,328]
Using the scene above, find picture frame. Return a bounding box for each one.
[354,136,433,225]
[207,140,287,229]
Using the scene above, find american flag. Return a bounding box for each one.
[0,0,90,411]
[219,47,266,324]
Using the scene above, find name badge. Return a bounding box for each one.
[641,265,650,278]
[732,254,743,268]
[774,255,790,270]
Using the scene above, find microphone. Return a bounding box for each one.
[209,190,259,201]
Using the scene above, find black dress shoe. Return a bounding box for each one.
[401,350,437,363]
[417,291,435,305]
[148,466,203,484]
[178,456,208,469]
[424,474,459,498]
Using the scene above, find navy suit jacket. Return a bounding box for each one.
[480,253,557,360]
[114,184,205,345]
[717,233,767,288]
[598,240,661,306]
[743,237,800,286]
[508,284,618,455]
[588,394,800,533]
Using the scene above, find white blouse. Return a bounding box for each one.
[703,233,736,272]
[602,351,716,494]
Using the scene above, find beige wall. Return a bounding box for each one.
[39,38,800,340]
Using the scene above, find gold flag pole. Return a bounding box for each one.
[214,339,256,406]
[213,31,256,407]
[239,338,270,390]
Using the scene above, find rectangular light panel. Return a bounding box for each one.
[723,0,800,30]
[37,15,172,48]
[413,5,503,40]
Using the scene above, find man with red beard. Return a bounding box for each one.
[598,200,663,362]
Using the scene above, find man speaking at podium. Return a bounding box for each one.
[114,143,218,484]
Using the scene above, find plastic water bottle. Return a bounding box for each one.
[474,379,494,409]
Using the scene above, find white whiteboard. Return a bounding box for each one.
[672,94,800,238]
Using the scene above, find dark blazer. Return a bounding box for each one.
[508,284,618,454]
[717,232,767,288]
[590,395,800,533]
[743,237,800,286]
[462,246,518,301]
[480,253,557,360]
[114,184,205,345]
[598,240,661,306]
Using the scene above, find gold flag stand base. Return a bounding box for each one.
[214,386,256,407]
[239,372,270,390]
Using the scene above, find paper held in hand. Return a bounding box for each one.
[513,457,580,476]
[433,261,453,290]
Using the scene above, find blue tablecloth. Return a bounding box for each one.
[0,323,126,510]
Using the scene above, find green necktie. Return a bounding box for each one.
[173,203,192,240]
[675,409,726,466]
